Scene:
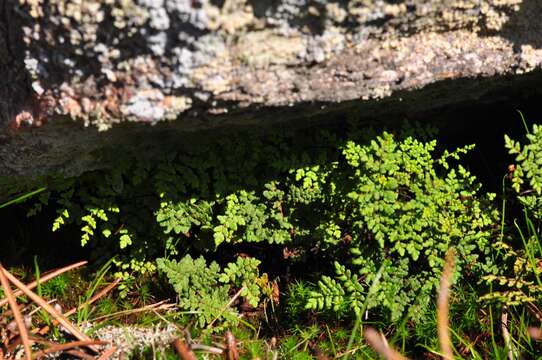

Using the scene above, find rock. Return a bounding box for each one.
[1,0,542,199]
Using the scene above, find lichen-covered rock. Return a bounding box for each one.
[1,0,542,199]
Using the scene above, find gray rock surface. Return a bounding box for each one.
[1,0,542,199]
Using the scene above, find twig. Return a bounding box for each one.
[437,249,456,360]
[0,261,87,308]
[207,286,245,329]
[526,302,542,323]
[0,265,98,352]
[190,343,224,354]
[173,339,197,360]
[364,327,408,360]
[63,349,96,360]
[27,299,58,317]
[96,346,118,360]
[64,278,121,318]
[89,300,174,322]
[0,263,32,360]
[225,331,239,360]
[33,340,107,358]
[184,329,193,344]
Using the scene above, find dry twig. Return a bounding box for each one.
[89,300,175,322]
[173,339,197,360]
[225,331,239,360]
[437,249,456,360]
[364,327,408,360]
[63,349,96,360]
[96,346,118,360]
[66,278,121,317]
[33,340,107,358]
[0,263,32,360]
[36,278,122,335]
[207,286,245,329]
[0,261,87,308]
[0,266,98,352]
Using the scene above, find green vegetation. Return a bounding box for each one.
[2,119,542,358]
[156,254,270,330]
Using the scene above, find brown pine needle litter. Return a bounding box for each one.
[0,263,32,360]
[32,340,107,358]
[173,339,198,360]
[364,327,409,360]
[0,261,87,308]
[0,261,118,359]
[1,266,97,351]
[96,346,118,360]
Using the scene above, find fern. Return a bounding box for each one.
[157,254,269,329]
[219,257,266,308]
[306,133,498,322]
[33,123,499,321]
[482,123,542,306]
[157,255,235,329]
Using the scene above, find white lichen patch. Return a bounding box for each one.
[12,0,542,129]
[235,31,306,68]
[518,45,542,73]
[84,323,179,359]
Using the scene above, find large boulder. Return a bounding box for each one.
[1,0,542,199]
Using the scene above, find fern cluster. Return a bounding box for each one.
[305,133,498,321]
[32,123,500,322]
[481,124,542,305]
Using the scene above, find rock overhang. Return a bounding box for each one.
[1,0,542,199]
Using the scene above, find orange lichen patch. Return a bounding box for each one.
[60,97,82,117]
[9,110,34,130]
[8,94,56,132]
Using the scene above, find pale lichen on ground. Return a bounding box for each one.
[83,323,179,359]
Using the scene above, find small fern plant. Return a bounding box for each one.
[157,255,270,330]
[481,123,542,305]
[306,132,498,322]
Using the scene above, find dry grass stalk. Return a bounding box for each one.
[0,264,32,360]
[35,277,122,337]
[90,300,175,322]
[0,266,98,352]
[526,302,542,323]
[96,346,118,360]
[207,286,245,329]
[225,331,239,360]
[33,340,107,358]
[63,349,96,360]
[190,343,224,354]
[528,327,542,340]
[364,327,409,360]
[173,339,197,360]
[66,278,120,317]
[0,261,87,308]
[437,248,456,360]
